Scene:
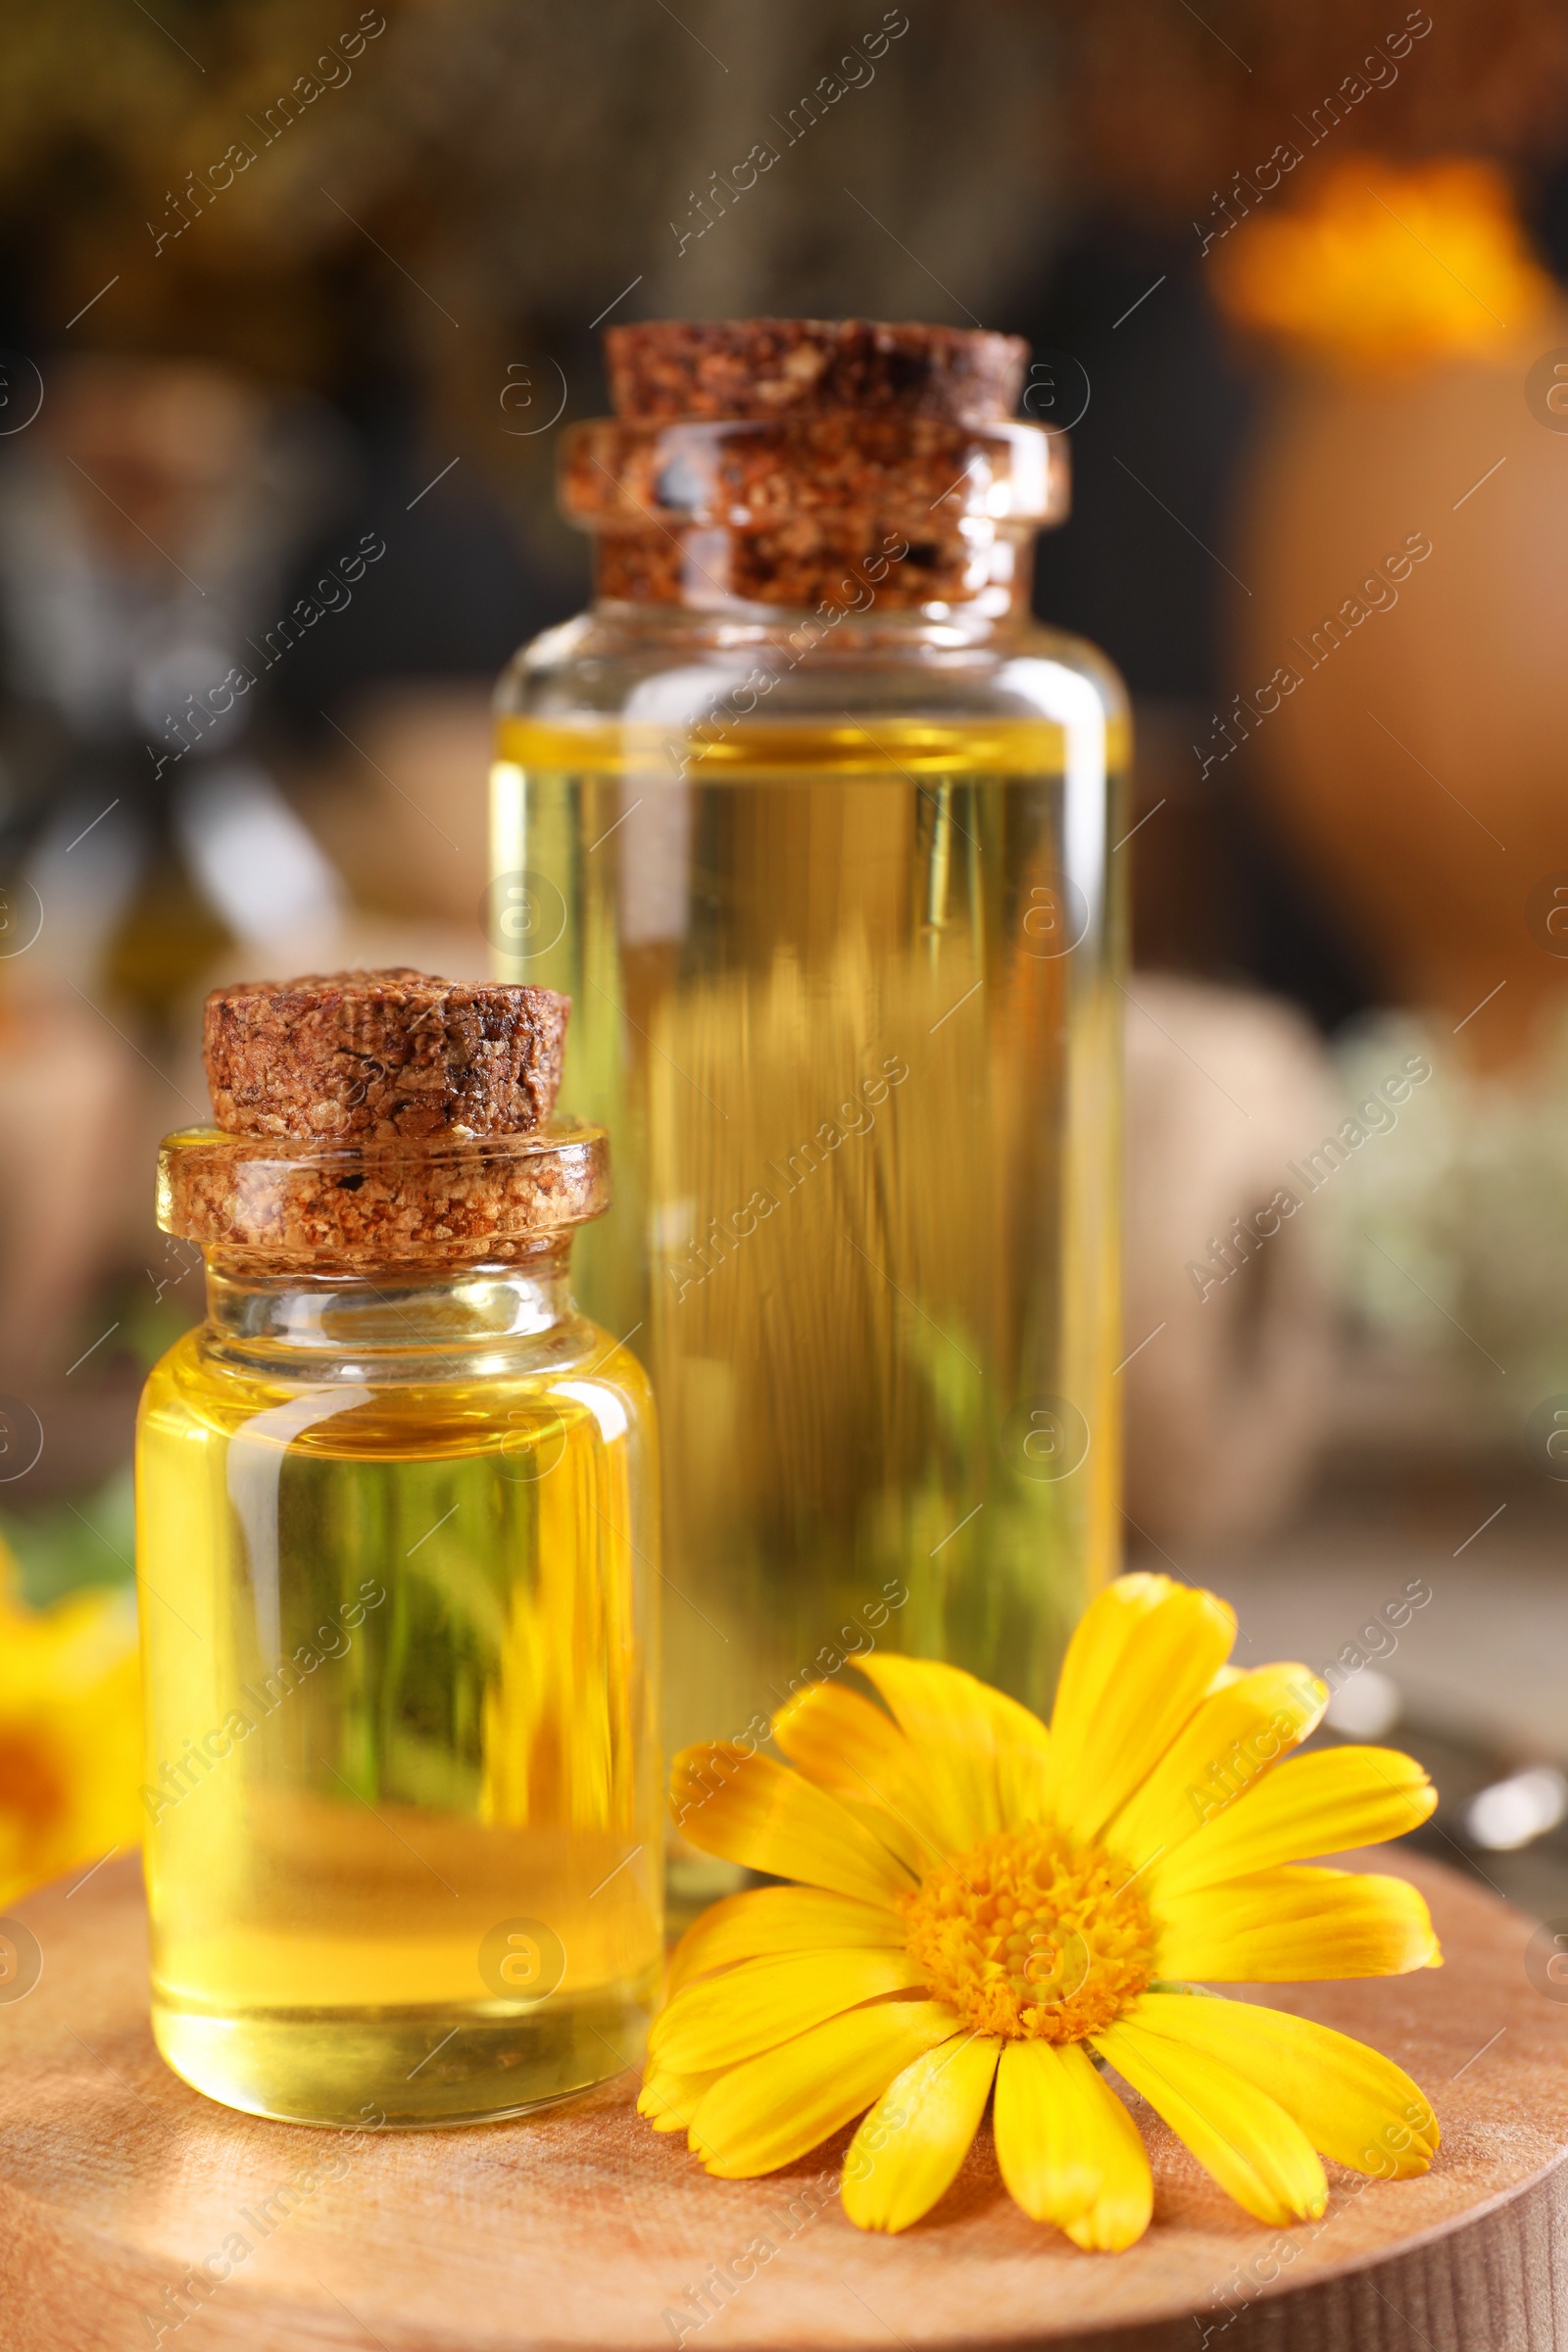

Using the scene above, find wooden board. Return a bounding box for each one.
[0,1852,1564,2350]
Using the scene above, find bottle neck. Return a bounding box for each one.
[203,1245,576,1355]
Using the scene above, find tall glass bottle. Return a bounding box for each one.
[491,321,1126,1908]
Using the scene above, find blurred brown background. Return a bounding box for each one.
[7,0,1568,1906]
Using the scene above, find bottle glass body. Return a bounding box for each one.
[136,1137,661,2127]
[494,596,1126,1909]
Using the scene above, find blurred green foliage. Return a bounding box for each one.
[1,1464,136,1606]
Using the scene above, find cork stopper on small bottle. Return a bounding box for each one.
[159,969,602,1263]
[203,968,569,1142]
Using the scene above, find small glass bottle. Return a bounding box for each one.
[136,975,661,2127]
[491,320,1126,1912]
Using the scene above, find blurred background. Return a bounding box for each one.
[5,0,1568,1915]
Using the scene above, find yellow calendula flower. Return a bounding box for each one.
[642,1575,1441,2248]
[0,1541,142,1908]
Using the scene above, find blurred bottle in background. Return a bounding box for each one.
[0,353,349,1019]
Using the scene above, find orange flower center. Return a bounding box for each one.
[902,1825,1155,2043]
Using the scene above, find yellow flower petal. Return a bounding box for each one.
[650,1947,928,2072]
[1153,1746,1437,1901]
[664,1886,905,1999]
[771,1681,956,1863]
[830,1791,932,1880]
[669,1743,916,1903]
[1155,1866,1442,1981]
[638,2066,721,2134]
[993,2039,1153,2250]
[691,1999,959,2178]
[977,1685,1054,1832]
[1047,1577,1237,1844]
[1129,1992,1438,2176]
[1106,1664,1327,1875]
[851,1654,1011,1842]
[1043,1575,1180,1774]
[1096,2017,1327,2226]
[0,1569,142,1907]
[841,2032,1000,2231]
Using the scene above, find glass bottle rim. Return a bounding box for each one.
[158,1119,611,1264]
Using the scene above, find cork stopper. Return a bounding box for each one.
[158,1123,609,1265]
[605,318,1028,425]
[164,969,588,1265]
[203,968,569,1143]
[564,315,1062,612]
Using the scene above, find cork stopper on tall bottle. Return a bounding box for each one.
[603,318,1029,424]
[560,315,1064,611]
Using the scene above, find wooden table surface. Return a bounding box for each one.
[0,1852,1564,2352]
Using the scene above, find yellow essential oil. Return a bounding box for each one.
[493,710,1125,1901]
[137,1121,662,2127]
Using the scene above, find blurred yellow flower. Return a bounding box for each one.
[1212,157,1557,370]
[0,1539,142,1907]
[644,1576,1441,2247]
